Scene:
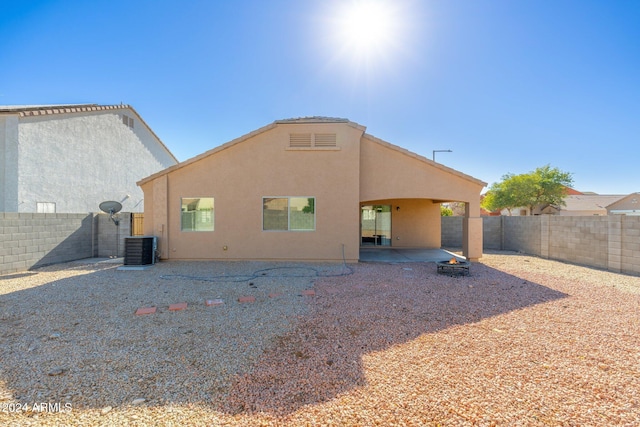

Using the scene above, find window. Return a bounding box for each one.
[36,202,56,213]
[263,197,315,231]
[181,198,214,231]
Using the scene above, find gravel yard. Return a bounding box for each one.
[0,251,638,426]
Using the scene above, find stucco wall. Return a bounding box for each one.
[143,122,363,262]
[1,116,20,211]
[0,116,5,211]
[366,198,441,248]
[359,135,483,207]
[359,135,485,259]
[15,109,175,213]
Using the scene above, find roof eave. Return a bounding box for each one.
[1,103,179,165]
[362,133,487,187]
[137,121,279,186]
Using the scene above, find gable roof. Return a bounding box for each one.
[275,116,352,124]
[564,187,584,195]
[362,133,487,187]
[606,192,640,209]
[0,103,178,164]
[562,194,626,211]
[1,104,121,115]
[137,117,365,185]
[137,117,487,188]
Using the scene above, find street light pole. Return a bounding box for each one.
[432,149,452,162]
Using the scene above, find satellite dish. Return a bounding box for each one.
[99,201,122,226]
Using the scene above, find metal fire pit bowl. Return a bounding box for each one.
[437,260,470,276]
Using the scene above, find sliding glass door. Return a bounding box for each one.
[360,205,391,246]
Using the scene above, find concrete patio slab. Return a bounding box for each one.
[359,248,465,263]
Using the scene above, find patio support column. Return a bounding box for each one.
[463,201,483,261]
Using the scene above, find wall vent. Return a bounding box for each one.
[289,133,337,148]
[314,133,337,147]
[289,133,312,147]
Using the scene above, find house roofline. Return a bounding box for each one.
[137,118,486,188]
[604,192,639,209]
[138,118,369,186]
[1,103,179,164]
[362,133,487,187]
[137,121,279,186]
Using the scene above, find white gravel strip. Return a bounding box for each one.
[0,252,638,426]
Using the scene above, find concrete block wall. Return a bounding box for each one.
[0,212,133,276]
[621,216,640,275]
[441,216,463,248]
[482,217,502,250]
[442,215,640,275]
[503,217,542,255]
[548,216,609,269]
[0,213,94,275]
[96,212,131,258]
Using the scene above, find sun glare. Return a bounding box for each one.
[333,0,401,59]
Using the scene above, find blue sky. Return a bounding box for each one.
[2,0,638,194]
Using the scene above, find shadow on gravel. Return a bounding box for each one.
[0,261,316,412]
[218,262,568,416]
[0,261,567,417]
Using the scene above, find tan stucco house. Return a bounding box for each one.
[538,194,627,216]
[137,117,486,262]
[607,193,640,215]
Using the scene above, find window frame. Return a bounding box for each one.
[36,202,56,213]
[180,197,215,232]
[262,196,316,232]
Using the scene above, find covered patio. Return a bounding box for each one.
[359,134,487,262]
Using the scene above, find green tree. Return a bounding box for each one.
[522,165,574,213]
[302,198,315,214]
[440,205,453,216]
[481,177,523,215]
[481,165,573,215]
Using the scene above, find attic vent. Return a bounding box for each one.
[290,133,312,147]
[122,114,134,129]
[314,133,337,147]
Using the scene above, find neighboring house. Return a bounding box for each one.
[491,188,628,216]
[138,117,487,262]
[607,193,640,215]
[538,194,627,216]
[0,104,177,213]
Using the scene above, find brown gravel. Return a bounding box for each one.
[1,251,639,426]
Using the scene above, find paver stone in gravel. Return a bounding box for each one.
[169,302,188,311]
[135,307,156,315]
